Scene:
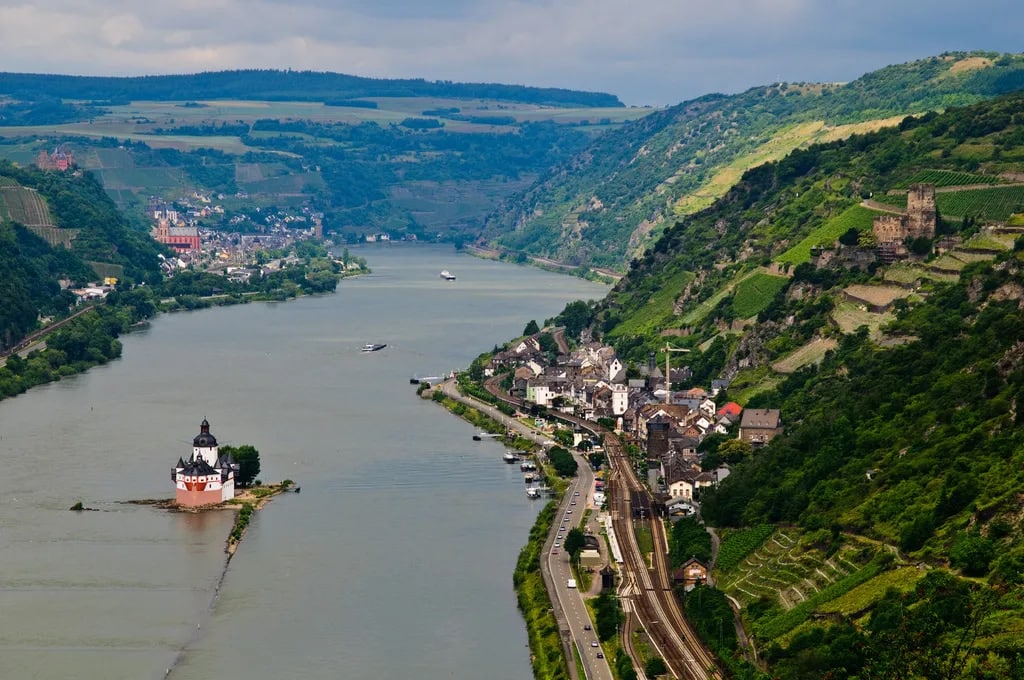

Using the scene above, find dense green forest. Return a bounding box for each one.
[0,221,93,350]
[545,91,1024,678]
[0,69,623,111]
[485,51,1024,269]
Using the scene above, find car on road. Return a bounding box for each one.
[583,624,591,631]
[554,542,561,548]
[570,500,577,505]
[596,652,604,659]
[567,509,573,514]
[574,491,580,496]
[551,549,559,554]
[591,641,599,648]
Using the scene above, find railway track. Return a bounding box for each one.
[483,378,722,679]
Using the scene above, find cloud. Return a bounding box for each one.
[0,0,1020,105]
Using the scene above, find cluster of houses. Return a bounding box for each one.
[148,196,326,271]
[487,331,783,513]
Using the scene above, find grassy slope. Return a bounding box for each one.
[487,52,1024,270]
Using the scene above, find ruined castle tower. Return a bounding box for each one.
[872,183,937,248]
[905,183,937,239]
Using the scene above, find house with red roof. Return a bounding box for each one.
[716,402,743,422]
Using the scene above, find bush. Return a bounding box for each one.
[949,532,994,576]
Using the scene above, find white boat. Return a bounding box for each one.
[440,270,456,281]
[526,487,541,499]
[361,343,387,352]
[502,451,518,464]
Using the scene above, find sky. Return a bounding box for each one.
[0,0,1020,106]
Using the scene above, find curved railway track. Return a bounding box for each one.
[484,378,722,679]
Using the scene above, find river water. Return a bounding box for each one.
[0,244,607,680]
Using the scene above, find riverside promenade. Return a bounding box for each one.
[433,379,615,680]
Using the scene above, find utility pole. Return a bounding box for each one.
[662,343,691,404]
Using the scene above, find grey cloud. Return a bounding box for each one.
[0,0,1020,105]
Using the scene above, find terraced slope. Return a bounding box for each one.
[0,183,78,247]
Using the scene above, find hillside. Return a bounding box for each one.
[0,69,624,110]
[556,92,1024,677]
[484,51,1024,270]
[0,74,644,243]
[0,162,164,352]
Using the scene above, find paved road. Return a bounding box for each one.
[436,380,613,680]
[480,378,723,679]
[544,452,615,680]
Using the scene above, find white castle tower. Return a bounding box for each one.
[172,418,238,507]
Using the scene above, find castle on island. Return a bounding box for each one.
[172,419,238,507]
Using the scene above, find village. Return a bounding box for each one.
[483,329,783,524]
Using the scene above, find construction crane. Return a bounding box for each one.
[662,343,691,404]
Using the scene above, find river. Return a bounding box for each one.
[0,244,607,680]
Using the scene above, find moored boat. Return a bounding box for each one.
[502,451,518,464]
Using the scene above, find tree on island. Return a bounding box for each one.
[220,444,261,487]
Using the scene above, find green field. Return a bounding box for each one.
[778,205,880,265]
[718,528,877,613]
[731,272,789,318]
[93,147,135,169]
[609,268,696,337]
[0,185,55,225]
[679,268,760,325]
[897,169,1003,188]
[97,167,186,190]
[817,567,921,616]
[883,263,958,285]
[939,185,1024,221]
[772,337,838,374]
[716,525,774,572]
[882,185,1024,221]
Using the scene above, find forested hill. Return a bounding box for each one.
[484,51,1024,270]
[0,162,163,283]
[0,69,623,108]
[552,92,1024,677]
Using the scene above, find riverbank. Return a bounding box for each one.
[423,381,571,679]
[463,244,620,284]
[0,262,370,406]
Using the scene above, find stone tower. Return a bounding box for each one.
[905,183,937,239]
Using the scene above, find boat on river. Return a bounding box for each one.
[502,451,518,464]
[361,343,387,352]
[440,270,456,281]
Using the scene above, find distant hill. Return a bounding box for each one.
[484,51,1024,270]
[0,69,624,109]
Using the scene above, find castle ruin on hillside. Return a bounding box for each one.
[873,183,936,262]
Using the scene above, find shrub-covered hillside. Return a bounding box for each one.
[485,51,1024,270]
[591,91,1024,366]
[0,162,164,351]
[548,90,1024,678]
